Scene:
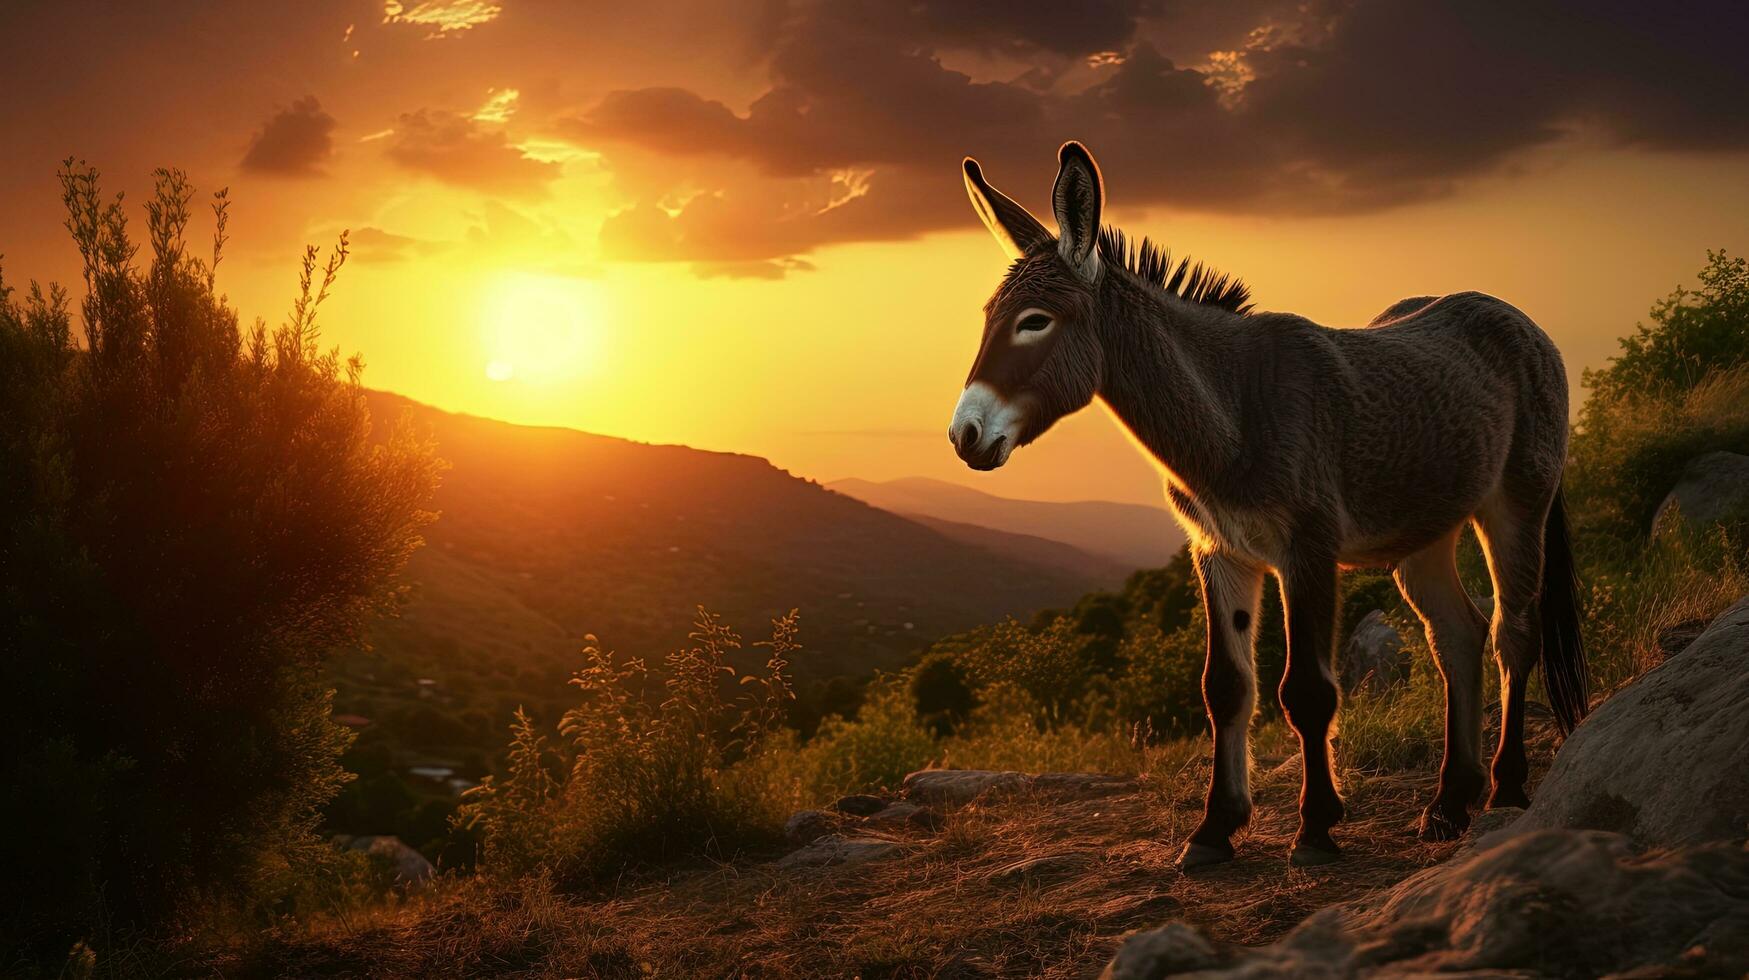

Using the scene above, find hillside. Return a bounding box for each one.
[828,476,1183,571]
[334,393,1123,780]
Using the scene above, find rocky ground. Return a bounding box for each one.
[245,597,1749,979]
[251,742,1494,978]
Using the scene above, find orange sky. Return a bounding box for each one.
[4,2,1746,506]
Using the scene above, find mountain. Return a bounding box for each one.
[826,476,1183,572]
[336,393,1127,767]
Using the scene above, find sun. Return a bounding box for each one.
[481,272,605,384]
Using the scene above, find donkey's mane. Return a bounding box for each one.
[1098,227,1253,315]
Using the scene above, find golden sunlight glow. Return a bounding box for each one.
[480,273,606,385]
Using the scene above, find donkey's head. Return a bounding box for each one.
[950,141,1106,471]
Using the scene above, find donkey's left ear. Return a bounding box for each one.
[1052,141,1103,284]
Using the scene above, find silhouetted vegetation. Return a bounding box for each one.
[0,163,439,968]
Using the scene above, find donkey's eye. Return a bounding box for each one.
[1016,312,1053,334]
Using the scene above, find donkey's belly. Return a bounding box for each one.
[1334,491,1481,567]
[1169,480,1474,570]
[1165,483,1290,568]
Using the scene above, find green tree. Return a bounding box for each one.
[0,163,440,961]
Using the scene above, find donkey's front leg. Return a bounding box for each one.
[1278,548,1346,866]
[1178,549,1264,870]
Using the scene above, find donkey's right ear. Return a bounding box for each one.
[964,157,1051,260]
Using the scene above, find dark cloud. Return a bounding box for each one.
[572,0,1749,269]
[385,109,559,196]
[240,96,335,176]
[847,0,1160,58]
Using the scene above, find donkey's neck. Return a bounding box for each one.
[1094,279,1246,491]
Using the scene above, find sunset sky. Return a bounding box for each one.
[3,1,1746,506]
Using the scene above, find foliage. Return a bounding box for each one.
[0,163,440,963]
[910,651,976,735]
[456,610,801,883]
[1570,251,1749,548]
[795,679,940,797]
[1582,526,1749,690]
[1564,251,1749,687]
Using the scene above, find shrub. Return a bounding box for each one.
[797,678,940,797]
[911,651,976,735]
[457,610,801,883]
[1104,619,1207,740]
[0,163,439,958]
[1570,251,1749,548]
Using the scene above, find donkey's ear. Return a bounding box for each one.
[1052,141,1103,283]
[964,157,1051,260]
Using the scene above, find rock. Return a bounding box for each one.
[1029,772,1139,796]
[345,835,435,887]
[784,809,839,846]
[1100,597,1749,979]
[1103,830,1749,977]
[862,801,942,831]
[1514,595,1749,847]
[1340,609,1409,692]
[1101,922,1222,979]
[1653,451,1749,538]
[984,852,1090,885]
[775,835,901,869]
[1460,805,1524,849]
[831,794,889,816]
[902,769,1027,806]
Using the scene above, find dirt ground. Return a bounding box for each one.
[240,732,1570,980]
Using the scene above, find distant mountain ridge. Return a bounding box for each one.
[827,476,1183,572]
[346,394,1126,722]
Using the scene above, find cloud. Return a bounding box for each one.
[570,0,1749,269]
[381,0,502,38]
[385,109,560,196]
[240,96,336,176]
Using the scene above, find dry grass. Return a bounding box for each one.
[224,718,1562,979]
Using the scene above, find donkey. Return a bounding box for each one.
[949,141,1589,867]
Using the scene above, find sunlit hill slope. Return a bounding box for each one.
[339,393,1126,755]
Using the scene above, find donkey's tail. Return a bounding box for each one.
[1540,487,1591,735]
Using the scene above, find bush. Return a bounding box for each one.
[457,610,802,883]
[798,679,940,796]
[910,651,976,735]
[1570,251,1749,549]
[0,163,440,960]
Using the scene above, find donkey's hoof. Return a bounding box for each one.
[1176,841,1234,871]
[1416,805,1470,842]
[1288,839,1342,867]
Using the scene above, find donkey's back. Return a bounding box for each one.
[1319,291,1569,563]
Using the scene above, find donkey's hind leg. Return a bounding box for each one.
[1394,528,1489,840]
[1474,490,1551,810]
[1178,548,1265,870]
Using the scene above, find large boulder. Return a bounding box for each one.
[1652,451,1749,539]
[1339,610,1409,692]
[1514,594,1749,846]
[1102,830,1749,978]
